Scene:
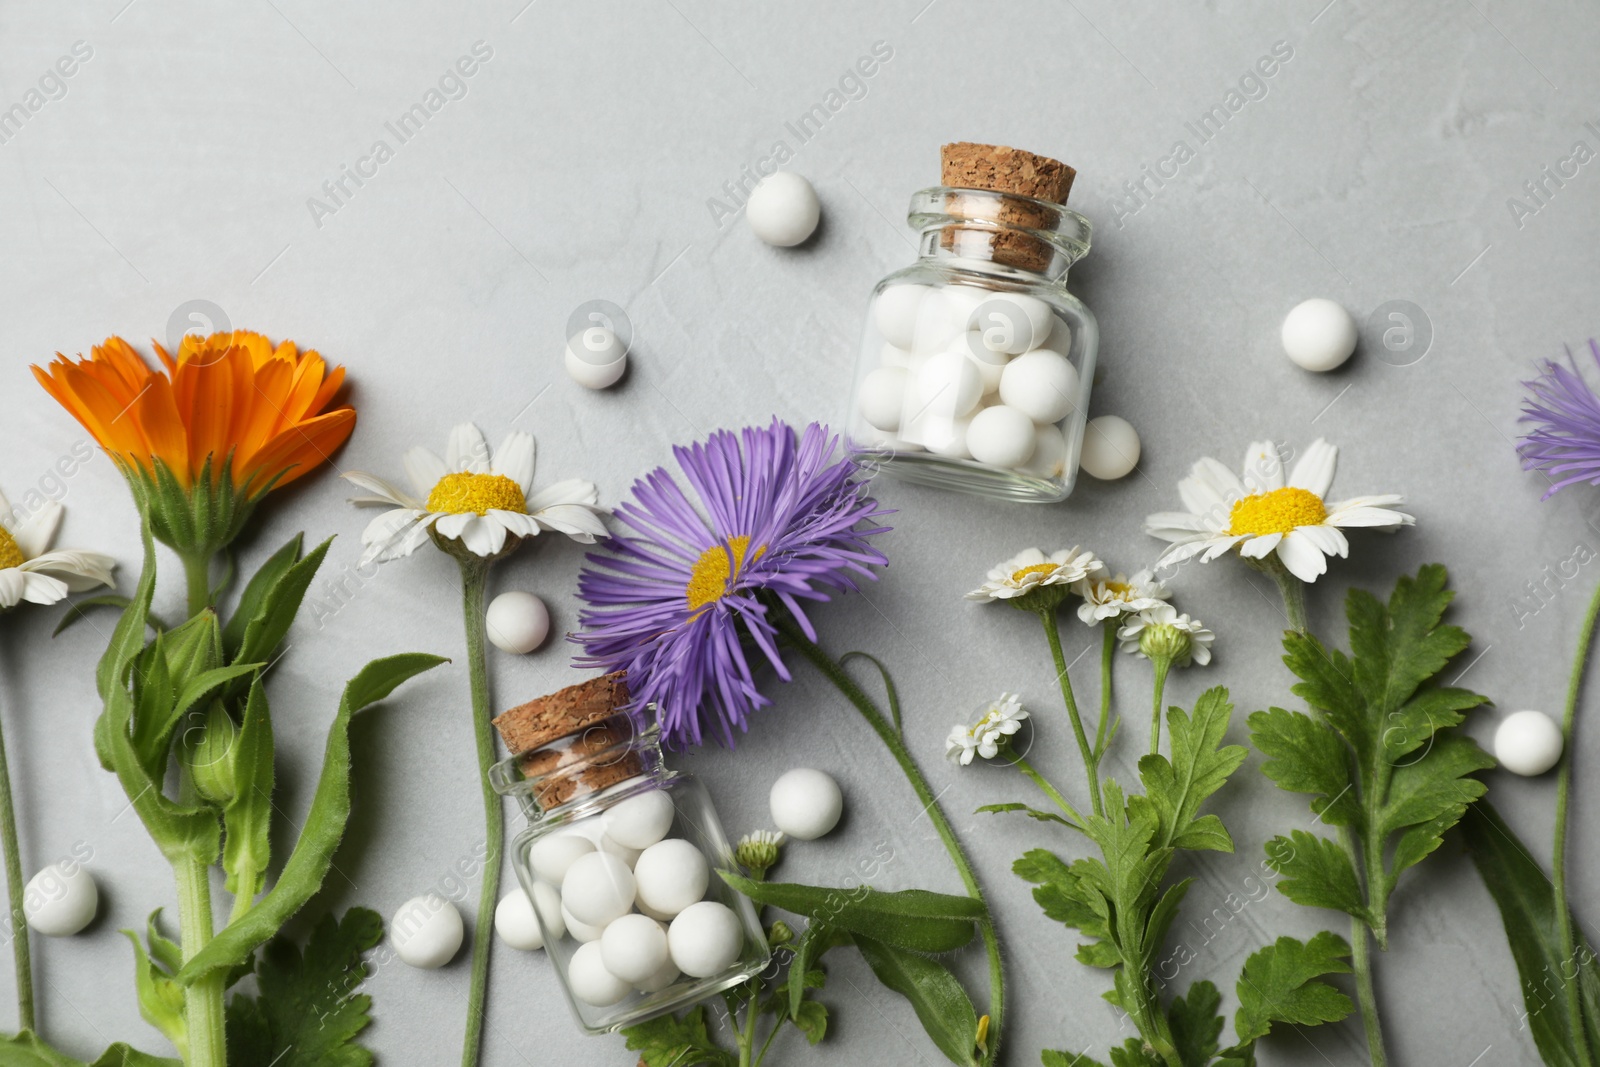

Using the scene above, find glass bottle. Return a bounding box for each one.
[845,149,1099,503]
[490,674,769,1034]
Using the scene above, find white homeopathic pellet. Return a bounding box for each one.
[998,350,1078,424]
[390,894,464,969]
[562,903,606,943]
[485,591,551,655]
[529,831,595,885]
[1079,416,1141,480]
[1494,710,1564,776]
[494,889,544,951]
[968,406,1037,468]
[769,768,843,840]
[668,900,743,978]
[1281,298,1357,372]
[22,862,97,937]
[874,284,927,350]
[562,852,637,927]
[565,326,628,390]
[746,171,820,247]
[635,954,682,993]
[600,913,671,985]
[974,292,1054,355]
[916,351,983,418]
[858,367,910,432]
[568,940,634,1006]
[633,838,710,919]
[605,789,677,851]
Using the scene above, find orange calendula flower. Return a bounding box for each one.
[34,331,355,556]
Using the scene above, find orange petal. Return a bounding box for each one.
[132,376,191,486]
[250,407,357,489]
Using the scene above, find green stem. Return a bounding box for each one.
[738,988,759,1067]
[1094,623,1115,759]
[777,618,1003,1067]
[0,689,34,1033]
[1150,657,1172,757]
[752,1011,782,1067]
[1011,754,1084,827]
[175,838,223,1067]
[1554,577,1600,1066]
[181,553,211,618]
[1262,557,1309,635]
[1039,609,1102,817]
[1349,915,1388,1067]
[458,558,500,1067]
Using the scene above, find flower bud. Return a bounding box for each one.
[735,830,784,876]
[1138,622,1191,664]
[183,702,240,806]
[767,920,794,947]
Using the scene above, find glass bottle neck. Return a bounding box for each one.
[490,713,669,823]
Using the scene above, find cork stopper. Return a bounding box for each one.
[937,142,1075,272]
[492,673,645,808]
[940,142,1075,204]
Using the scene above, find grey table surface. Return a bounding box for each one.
[1,1,1596,1064]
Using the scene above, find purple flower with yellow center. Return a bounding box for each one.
[573,420,890,747]
[1519,340,1600,498]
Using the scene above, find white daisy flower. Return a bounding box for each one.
[946,692,1029,765]
[343,422,607,566]
[965,547,1104,602]
[1075,568,1169,625]
[735,829,785,873]
[1117,604,1214,666]
[1143,439,1413,583]
[0,492,115,611]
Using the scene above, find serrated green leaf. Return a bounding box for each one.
[1247,707,1360,829]
[1233,932,1354,1044]
[1379,732,1494,870]
[1169,980,1224,1067]
[1264,830,1365,920]
[1139,687,1246,852]
[623,1005,739,1067]
[721,871,982,954]
[177,654,446,984]
[791,999,828,1045]
[224,907,384,1067]
[1042,1049,1110,1067]
[854,934,980,1066]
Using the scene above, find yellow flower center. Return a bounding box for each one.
[1010,563,1059,583]
[1102,580,1131,598]
[1227,486,1327,536]
[0,527,22,571]
[426,472,527,516]
[686,535,764,610]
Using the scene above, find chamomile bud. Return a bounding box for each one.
[1118,605,1214,667]
[735,830,785,877]
[1138,623,1191,664]
[767,919,794,948]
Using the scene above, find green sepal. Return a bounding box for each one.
[117,454,268,561]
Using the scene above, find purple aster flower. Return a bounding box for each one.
[1520,340,1600,499]
[573,420,891,748]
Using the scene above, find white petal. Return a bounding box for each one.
[433,511,474,539]
[20,550,115,591]
[1241,441,1284,493]
[1288,439,1338,497]
[1194,457,1246,498]
[446,424,490,473]
[363,518,432,565]
[14,500,62,559]
[342,471,418,509]
[1326,498,1415,529]
[531,504,609,543]
[489,510,540,538]
[1199,535,1246,562]
[458,515,504,556]
[1276,532,1329,583]
[361,508,427,553]
[1238,532,1283,559]
[19,570,69,605]
[1177,472,1228,521]
[492,432,537,496]
[0,569,23,609]
[527,479,601,511]
[403,448,450,499]
[1295,524,1349,559]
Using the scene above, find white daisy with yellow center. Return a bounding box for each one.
[343,422,606,565]
[1117,604,1214,666]
[946,692,1029,765]
[966,546,1104,602]
[1075,568,1169,624]
[1144,439,1413,583]
[0,491,115,611]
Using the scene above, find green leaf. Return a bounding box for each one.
[224,907,384,1067]
[53,595,135,637]
[854,934,979,1065]
[976,801,1079,829]
[1379,732,1493,885]
[0,1032,180,1067]
[146,910,182,973]
[787,920,849,1020]
[1139,686,1246,852]
[1233,931,1354,1044]
[1264,830,1366,920]
[1248,707,1360,829]
[1168,980,1224,1067]
[720,871,983,954]
[791,999,828,1045]
[120,929,186,1053]
[1462,800,1600,1067]
[177,653,446,984]
[841,651,903,736]
[223,677,276,902]
[1042,1050,1110,1067]
[222,533,303,657]
[623,1005,739,1067]
[229,536,332,684]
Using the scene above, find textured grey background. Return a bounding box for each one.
[0,1,1595,1064]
